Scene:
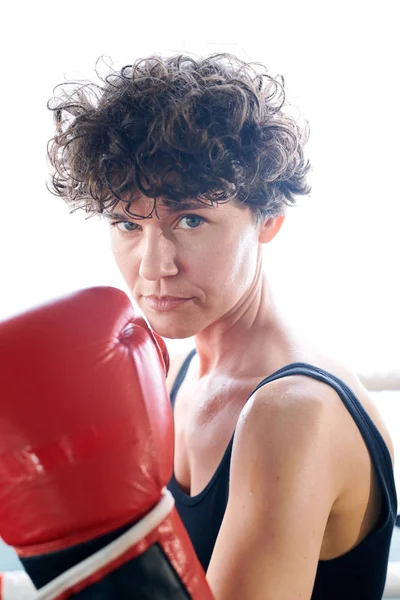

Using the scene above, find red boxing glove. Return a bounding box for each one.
[0,287,213,599]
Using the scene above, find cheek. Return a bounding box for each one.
[110,236,139,284]
[199,229,259,296]
[224,229,258,277]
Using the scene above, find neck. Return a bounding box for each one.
[194,267,288,378]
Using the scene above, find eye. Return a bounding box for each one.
[178,215,206,230]
[112,221,140,233]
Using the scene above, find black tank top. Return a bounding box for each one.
[167,350,398,600]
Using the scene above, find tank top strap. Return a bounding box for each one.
[251,362,398,513]
[170,348,197,410]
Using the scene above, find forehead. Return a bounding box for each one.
[105,195,247,220]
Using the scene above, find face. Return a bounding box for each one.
[106,196,273,339]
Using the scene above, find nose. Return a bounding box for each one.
[139,230,179,281]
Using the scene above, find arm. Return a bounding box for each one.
[207,378,339,600]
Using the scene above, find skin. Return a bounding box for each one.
[106,195,394,600]
[107,196,283,345]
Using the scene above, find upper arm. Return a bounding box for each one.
[207,380,339,600]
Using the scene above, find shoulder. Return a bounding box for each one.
[231,374,341,499]
[238,373,333,440]
[207,373,344,599]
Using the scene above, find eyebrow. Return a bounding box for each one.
[103,202,214,220]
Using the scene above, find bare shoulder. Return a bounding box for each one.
[236,374,333,453]
[231,370,355,505]
[235,353,395,477]
[208,379,337,600]
[225,375,339,547]
[165,345,195,394]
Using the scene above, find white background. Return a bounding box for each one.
[0,0,399,375]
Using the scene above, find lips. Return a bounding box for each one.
[143,295,193,312]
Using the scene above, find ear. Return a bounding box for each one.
[258,215,285,244]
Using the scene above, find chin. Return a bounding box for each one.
[145,314,201,340]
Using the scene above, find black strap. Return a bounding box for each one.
[251,362,397,513]
[169,349,196,411]
[169,354,397,515]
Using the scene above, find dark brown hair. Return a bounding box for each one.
[47,53,311,220]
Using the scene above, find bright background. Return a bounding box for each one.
[0,0,399,587]
[1,1,399,377]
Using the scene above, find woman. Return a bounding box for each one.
[48,53,397,599]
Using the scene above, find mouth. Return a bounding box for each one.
[143,295,194,312]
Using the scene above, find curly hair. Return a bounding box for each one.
[47,53,311,221]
